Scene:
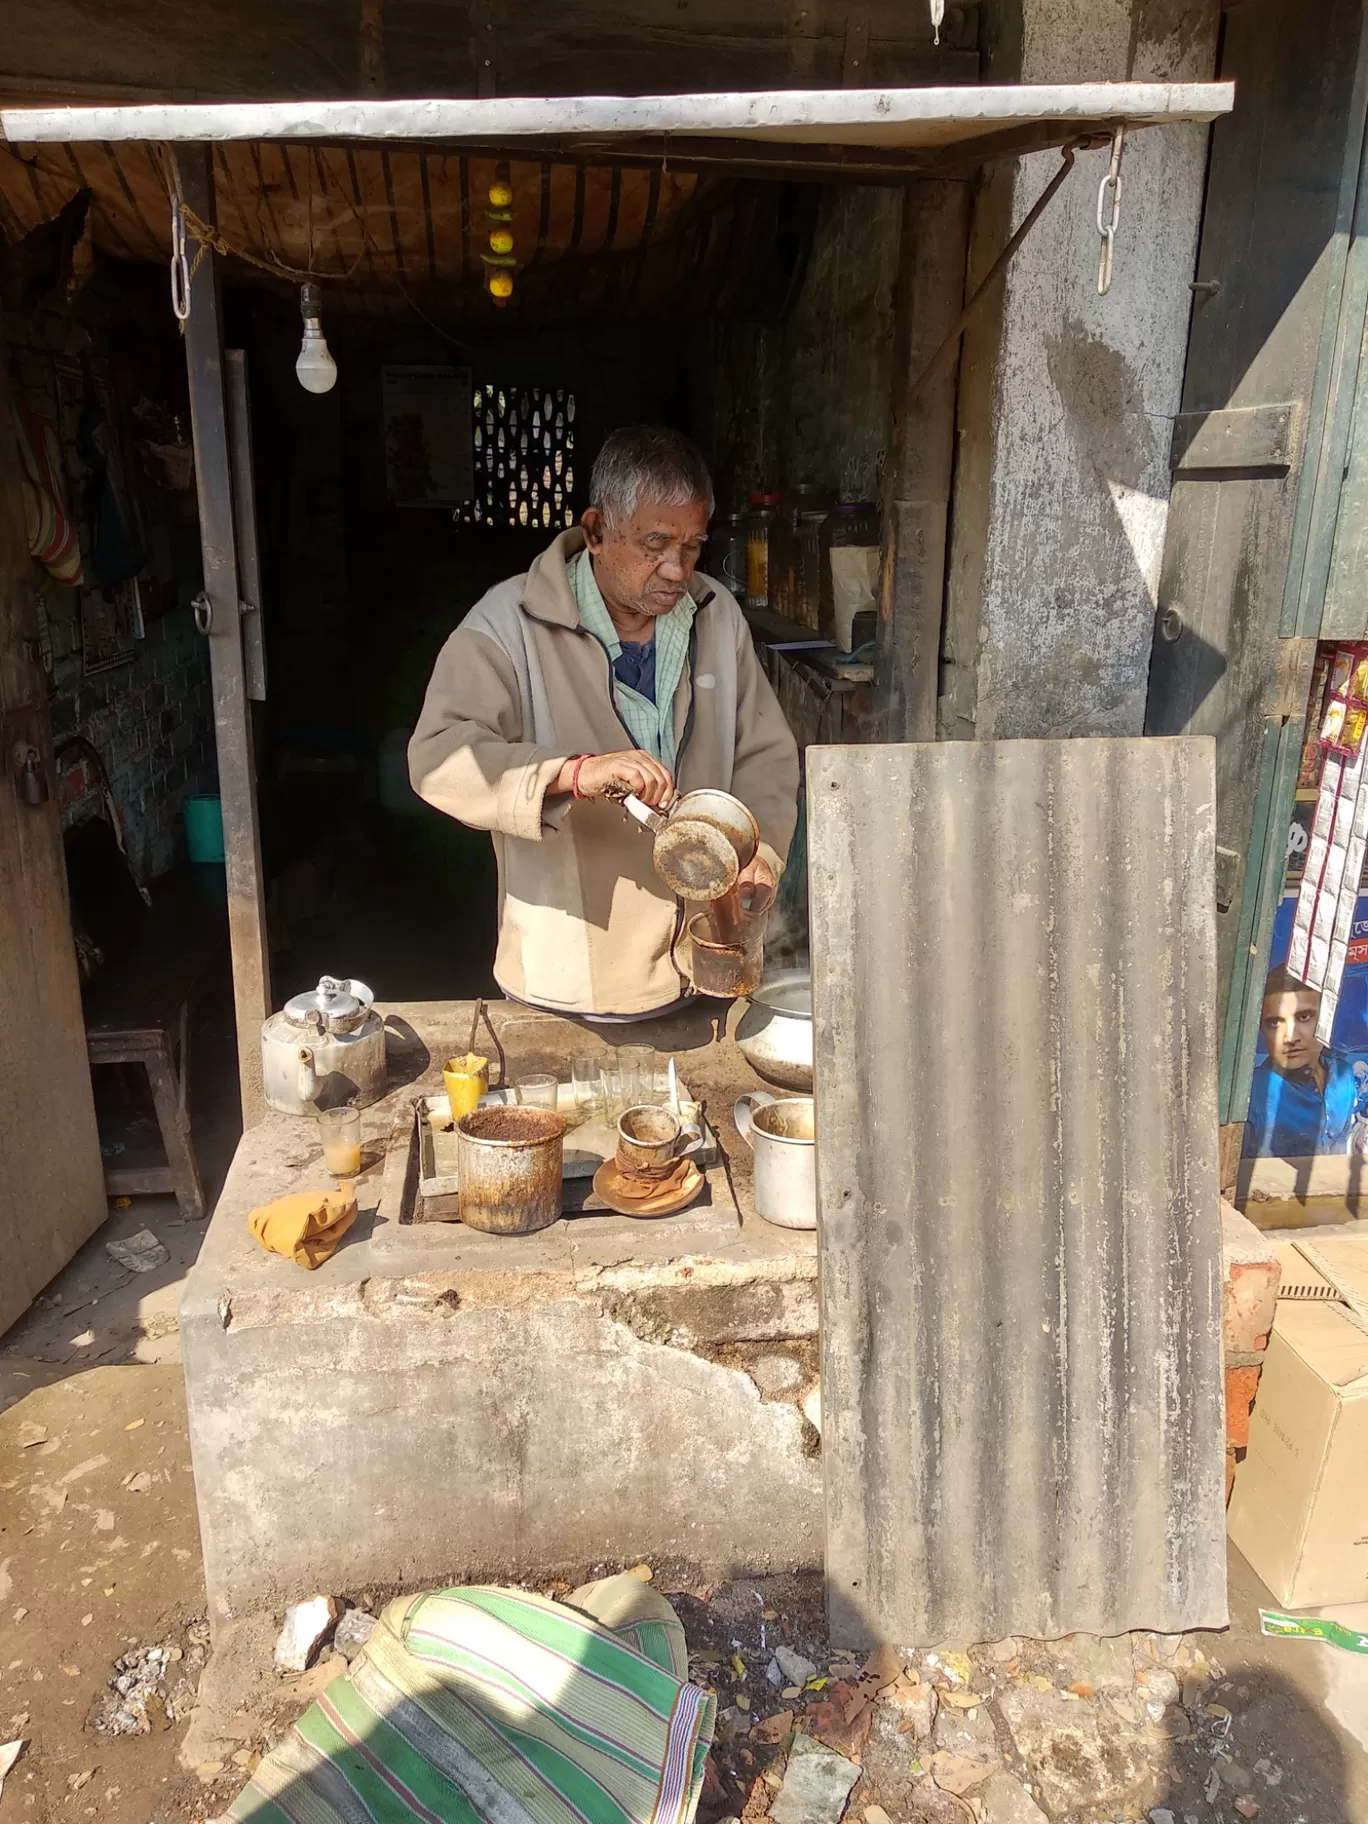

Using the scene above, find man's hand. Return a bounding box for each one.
[738,852,776,896]
[554,750,675,807]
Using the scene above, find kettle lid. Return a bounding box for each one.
[283,975,367,1027]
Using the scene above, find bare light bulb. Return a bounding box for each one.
[296,283,337,394]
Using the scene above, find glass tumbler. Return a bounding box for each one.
[514,1073,559,1111]
[599,1051,625,1120]
[317,1105,362,1179]
[619,1044,656,1108]
[571,1054,602,1120]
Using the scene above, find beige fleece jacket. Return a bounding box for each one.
[408,529,799,1016]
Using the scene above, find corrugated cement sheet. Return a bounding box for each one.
[809,738,1227,1647]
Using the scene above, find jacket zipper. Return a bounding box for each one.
[521,591,714,998]
[520,589,714,771]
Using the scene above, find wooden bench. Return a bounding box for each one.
[82,868,227,1220]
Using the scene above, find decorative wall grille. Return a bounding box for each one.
[457,384,577,529]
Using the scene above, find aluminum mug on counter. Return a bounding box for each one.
[733,1092,815,1230]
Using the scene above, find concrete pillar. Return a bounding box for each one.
[942,0,1220,739]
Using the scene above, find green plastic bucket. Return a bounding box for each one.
[184,794,225,864]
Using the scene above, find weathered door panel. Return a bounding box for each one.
[1322,324,1368,639]
[0,327,106,1330]
[1145,0,1368,1120]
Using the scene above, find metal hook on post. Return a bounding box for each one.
[170,194,192,323]
[1096,125,1125,296]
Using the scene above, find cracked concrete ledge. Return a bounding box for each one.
[185,1297,824,1623]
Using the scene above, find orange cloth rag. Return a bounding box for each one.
[249,1188,357,1269]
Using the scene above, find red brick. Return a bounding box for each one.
[56,758,88,810]
[1226,1447,1237,1503]
[1225,1365,1262,1450]
[1225,1258,1281,1356]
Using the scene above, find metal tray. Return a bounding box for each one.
[409,1087,716,1224]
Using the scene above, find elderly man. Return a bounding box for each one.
[409,425,799,1018]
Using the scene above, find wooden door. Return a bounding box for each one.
[1145,0,1368,1145]
[0,307,106,1331]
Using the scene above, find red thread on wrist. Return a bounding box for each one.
[569,755,590,799]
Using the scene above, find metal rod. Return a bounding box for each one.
[904,141,1079,412]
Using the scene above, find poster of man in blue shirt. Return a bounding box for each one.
[1243,965,1368,1158]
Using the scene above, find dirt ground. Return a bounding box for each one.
[0,1362,209,1822]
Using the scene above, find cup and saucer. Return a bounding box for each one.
[592,1106,705,1218]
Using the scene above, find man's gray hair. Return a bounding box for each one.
[589,425,715,528]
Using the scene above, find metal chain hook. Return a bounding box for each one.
[1096,125,1125,296]
[169,195,192,323]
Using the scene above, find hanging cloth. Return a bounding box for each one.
[15,402,83,584]
[79,360,145,585]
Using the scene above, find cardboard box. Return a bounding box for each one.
[1228,1283,1368,1608]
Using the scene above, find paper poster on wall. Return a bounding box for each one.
[1244,888,1368,1160]
[382,365,474,507]
[80,577,141,675]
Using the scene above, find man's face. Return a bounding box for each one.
[582,499,710,618]
[1261,988,1321,1073]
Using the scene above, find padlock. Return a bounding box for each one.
[15,746,48,806]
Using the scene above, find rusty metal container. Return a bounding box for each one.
[687,910,768,998]
[687,879,774,999]
[455,1106,567,1234]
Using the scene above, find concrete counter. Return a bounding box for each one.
[181,1000,821,1624]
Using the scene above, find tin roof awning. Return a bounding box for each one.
[0,83,1235,180]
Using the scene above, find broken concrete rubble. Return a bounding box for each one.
[1043,1632,1136,1697]
[998,1683,1165,1816]
[930,1747,998,1795]
[879,1675,937,1740]
[980,1771,1049,1822]
[331,1607,377,1660]
[769,1733,860,1824]
[273,1595,340,1673]
[774,1643,819,1687]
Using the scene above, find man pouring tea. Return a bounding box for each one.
[409,426,799,1019]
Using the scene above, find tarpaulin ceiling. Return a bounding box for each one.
[0,142,710,304]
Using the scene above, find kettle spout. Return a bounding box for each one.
[296,1046,319,1105]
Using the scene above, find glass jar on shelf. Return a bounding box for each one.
[707,511,747,602]
[822,500,881,649]
[744,493,782,612]
[788,484,832,631]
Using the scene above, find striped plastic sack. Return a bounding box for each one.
[229,1579,716,1824]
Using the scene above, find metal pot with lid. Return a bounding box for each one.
[261,975,388,1116]
[736,968,812,1091]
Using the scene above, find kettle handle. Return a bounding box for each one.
[733,1092,775,1147]
[620,792,668,836]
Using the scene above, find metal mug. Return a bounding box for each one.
[733,1092,816,1230]
[616,1105,686,1180]
[455,1105,567,1234]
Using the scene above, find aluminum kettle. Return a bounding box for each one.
[260,975,388,1117]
